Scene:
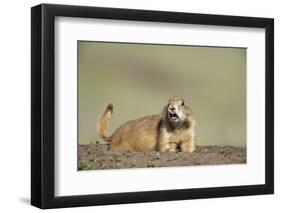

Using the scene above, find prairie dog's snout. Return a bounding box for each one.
[168,105,176,111]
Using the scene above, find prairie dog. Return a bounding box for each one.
[97,96,196,152]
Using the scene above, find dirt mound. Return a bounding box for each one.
[78,143,246,170]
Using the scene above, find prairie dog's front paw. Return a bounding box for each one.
[181,142,195,153]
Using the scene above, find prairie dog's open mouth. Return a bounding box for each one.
[169,112,179,121]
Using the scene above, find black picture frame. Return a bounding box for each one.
[31,3,274,209]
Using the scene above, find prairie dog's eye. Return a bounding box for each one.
[181,101,184,106]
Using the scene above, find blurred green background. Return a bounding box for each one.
[78,41,246,147]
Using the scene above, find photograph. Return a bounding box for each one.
[30,3,274,209]
[78,41,247,170]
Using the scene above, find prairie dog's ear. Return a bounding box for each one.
[162,104,169,117]
[164,103,170,111]
[185,104,193,115]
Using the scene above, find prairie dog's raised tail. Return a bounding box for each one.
[96,104,113,141]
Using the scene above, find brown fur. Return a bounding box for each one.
[96,104,113,141]
[96,97,196,152]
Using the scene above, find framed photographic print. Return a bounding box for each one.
[31,3,274,209]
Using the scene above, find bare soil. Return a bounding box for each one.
[78,143,246,170]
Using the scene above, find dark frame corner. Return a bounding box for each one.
[31,3,274,209]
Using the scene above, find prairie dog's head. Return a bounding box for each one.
[165,96,192,126]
